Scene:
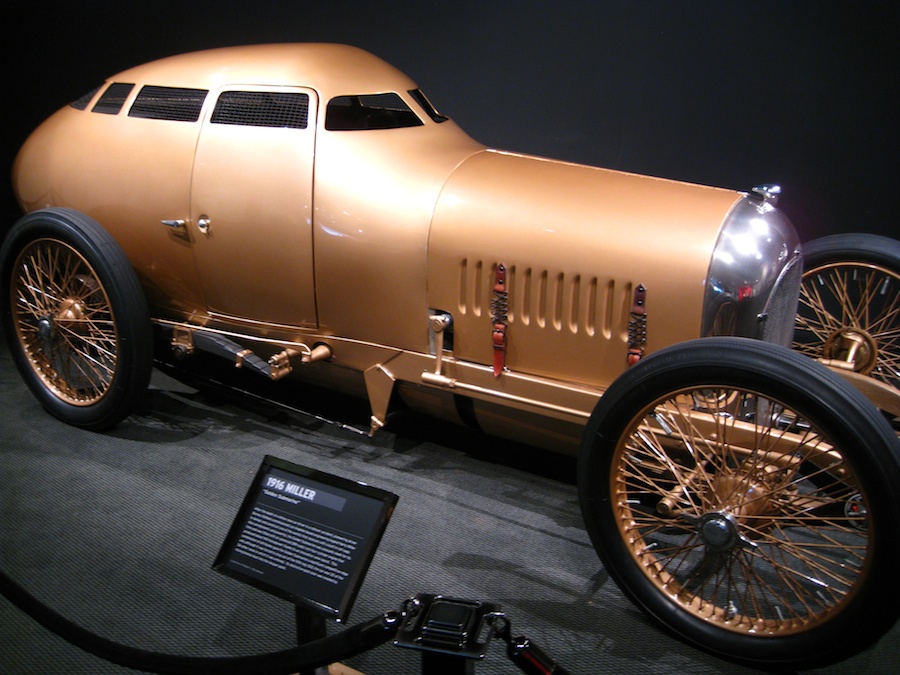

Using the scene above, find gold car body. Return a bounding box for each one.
[12,44,799,451]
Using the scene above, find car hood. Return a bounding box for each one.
[427,149,742,387]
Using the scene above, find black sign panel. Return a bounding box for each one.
[213,455,398,621]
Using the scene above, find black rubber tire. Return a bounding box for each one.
[578,337,900,669]
[803,232,900,269]
[0,208,153,429]
[794,233,900,395]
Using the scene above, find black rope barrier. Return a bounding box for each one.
[0,567,400,674]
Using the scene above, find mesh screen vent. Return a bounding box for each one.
[71,85,101,111]
[129,85,207,122]
[211,91,310,129]
[91,83,135,114]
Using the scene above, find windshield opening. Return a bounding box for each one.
[325,93,423,130]
[409,89,448,123]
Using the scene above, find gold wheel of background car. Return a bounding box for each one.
[578,338,900,669]
[793,233,900,398]
[0,208,153,430]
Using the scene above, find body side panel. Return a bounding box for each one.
[13,104,207,316]
[312,119,483,351]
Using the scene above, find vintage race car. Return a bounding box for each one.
[3,44,898,669]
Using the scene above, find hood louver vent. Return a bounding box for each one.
[459,259,625,339]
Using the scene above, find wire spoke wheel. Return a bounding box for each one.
[11,238,119,405]
[793,234,900,396]
[579,338,900,668]
[1,208,152,429]
[614,386,868,636]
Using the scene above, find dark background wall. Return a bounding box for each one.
[3,1,897,242]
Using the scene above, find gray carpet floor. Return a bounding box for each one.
[1,333,897,674]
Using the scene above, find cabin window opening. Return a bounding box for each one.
[71,85,102,111]
[129,85,208,122]
[211,91,310,129]
[325,92,423,130]
[90,83,135,115]
[409,89,448,123]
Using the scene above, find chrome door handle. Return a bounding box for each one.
[161,219,186,230]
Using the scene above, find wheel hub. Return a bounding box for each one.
[54,297,88,334]
[37,317,54,341]
[844,493,868,531]
[823,328,878,375]
[696,512,742,553]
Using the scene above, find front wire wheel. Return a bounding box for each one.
[794,233,900,398]
[579,338,900,669]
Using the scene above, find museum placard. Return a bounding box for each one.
[213,455,398,621]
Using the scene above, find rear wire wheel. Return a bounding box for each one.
[578,338,900,669]
[0,208,152,429]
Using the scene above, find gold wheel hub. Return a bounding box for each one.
[691,473,774,552]
[709,472,772,521]
[823,328,878,375]
[53,297,88,334]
